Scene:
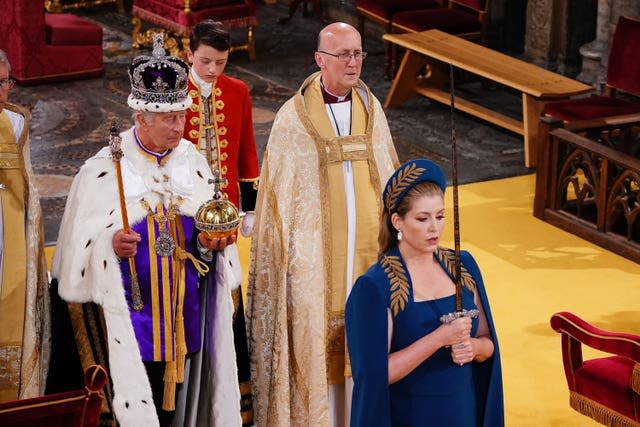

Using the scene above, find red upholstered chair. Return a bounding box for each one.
[389,0,489,78]
[45,0,124,13]
[550,312,640,426]
[542,16,640,122]
[131,0,257,60]
[391,0,489,42]
[0,0,103,85]
[355,0,441,79]
[0,365,108,427]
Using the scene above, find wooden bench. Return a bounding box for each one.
[383,30,594,168]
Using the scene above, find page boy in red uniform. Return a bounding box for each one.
[180,19,259,427]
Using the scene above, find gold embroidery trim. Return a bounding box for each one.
[382,255,409,317]
[436,249,476,293]
[0,158,19,169]
[0,144,19,153]
[384,162,426,212]
[147,214,162,360]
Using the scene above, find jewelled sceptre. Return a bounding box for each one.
[109,121,143,311]
[439,65,479,325]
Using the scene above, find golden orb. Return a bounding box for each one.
[195,172,240,239]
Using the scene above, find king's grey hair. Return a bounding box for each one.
[132,110,156,126]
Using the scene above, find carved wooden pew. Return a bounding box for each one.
[534,113,640,262]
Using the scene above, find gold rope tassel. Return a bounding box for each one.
[160,214,210,410]
[570,391,639,427]
[162,361,178,411]
[173,244,187,383]
[175,246,209,275]
[162,213,180,412]
[172,218,197,383]
[175,312,187,383]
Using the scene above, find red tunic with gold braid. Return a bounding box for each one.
[184,73,259,210]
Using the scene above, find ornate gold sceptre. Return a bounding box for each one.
[109,121,143,311]
[440,65,479,325]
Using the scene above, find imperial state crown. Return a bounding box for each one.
[127,34,191,112]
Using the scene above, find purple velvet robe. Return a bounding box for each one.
[120,215,201,362]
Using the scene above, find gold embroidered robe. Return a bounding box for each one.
[0,103,49,402]
[247,73,398,427]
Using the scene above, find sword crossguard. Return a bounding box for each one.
[440,308,479,324]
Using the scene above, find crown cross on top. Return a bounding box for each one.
[152,34,165,58]
[208,170,228,199]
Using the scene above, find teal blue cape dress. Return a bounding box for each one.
[346,247,504,427]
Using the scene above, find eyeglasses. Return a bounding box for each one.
[318,50,367,63]
[0,78,15,90]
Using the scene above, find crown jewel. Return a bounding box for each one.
[195,170,241,239]
[127,34,191,112]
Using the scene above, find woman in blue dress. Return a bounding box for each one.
[346,159,503,427]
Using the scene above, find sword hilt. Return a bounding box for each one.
[440,308,479,324]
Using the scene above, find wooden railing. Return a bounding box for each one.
[534,114,640,262]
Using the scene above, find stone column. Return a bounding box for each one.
[577,0,640,88]
[577,0,611,87]
[524,0,559,67]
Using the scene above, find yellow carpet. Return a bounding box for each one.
[46,174,640,426]
[435,174,639,426]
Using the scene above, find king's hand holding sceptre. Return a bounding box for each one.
[109,121,144,311]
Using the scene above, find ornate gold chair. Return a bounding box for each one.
[131,0,257,60]
[550,312,640,426]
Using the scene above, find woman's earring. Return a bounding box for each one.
[397,230,403,241]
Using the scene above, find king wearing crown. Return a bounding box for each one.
[50,36,243,427]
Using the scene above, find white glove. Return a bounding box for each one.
[240,212,255,237]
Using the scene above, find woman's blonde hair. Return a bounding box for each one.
[378,180,444,256]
